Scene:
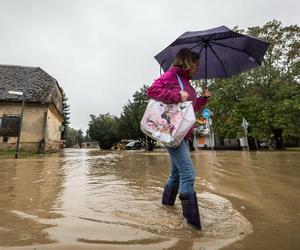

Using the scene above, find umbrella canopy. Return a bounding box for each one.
[154,26,269,80]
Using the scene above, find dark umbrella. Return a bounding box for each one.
[154,26,269,82]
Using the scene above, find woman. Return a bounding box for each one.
[147,48,211,230]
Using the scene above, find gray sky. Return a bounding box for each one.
[0,0,299,133]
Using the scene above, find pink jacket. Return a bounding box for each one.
[147,66,208,140]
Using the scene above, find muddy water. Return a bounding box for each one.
[0,149,299,250]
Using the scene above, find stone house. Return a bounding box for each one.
[81,141,100,149]
[0,65,64,152]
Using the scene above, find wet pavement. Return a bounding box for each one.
[0,149,299,250]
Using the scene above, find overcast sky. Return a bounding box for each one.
[0,0,299,133]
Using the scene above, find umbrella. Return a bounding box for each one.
[154,26,269,82]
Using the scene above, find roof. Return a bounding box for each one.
[0,65,63,114]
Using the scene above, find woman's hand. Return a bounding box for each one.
[202,89,211,98]
[180,90,189,102]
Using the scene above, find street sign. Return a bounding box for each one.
[202,108,211,119]
[241,117,249,130]
[8,90,23,96]
[241,117,249,151]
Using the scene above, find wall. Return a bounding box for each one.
[0,102,46,151]
[0,102,63,152]
[44,104,64,152]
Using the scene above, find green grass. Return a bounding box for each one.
[286,147,300,151]
[0,149,42,158]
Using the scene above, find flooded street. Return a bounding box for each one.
[0,149,299,250]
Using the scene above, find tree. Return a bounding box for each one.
[60,87,70,140]
[117,85,156,150]
[207,20,300,149]
[84,134,92,142]
[87,85,156,151]
[87,114,119,149]
[64,127,79,148]
[76,129,84,147]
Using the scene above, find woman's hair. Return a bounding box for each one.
[172,48,200,69]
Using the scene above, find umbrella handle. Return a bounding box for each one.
[203,78,207,90]
[202,79,208,91]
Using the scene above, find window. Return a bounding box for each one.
[0,115,20,137]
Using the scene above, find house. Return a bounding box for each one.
[0,65,64,152]
[81,141,100,149]
[194,118,215,148]
[193,118,244,150]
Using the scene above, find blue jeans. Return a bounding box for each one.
[166,140,195,195]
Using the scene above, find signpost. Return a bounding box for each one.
[241,117,249,151]
[202,108,213,151]
[8,90,25,159]
[202,108,211,120]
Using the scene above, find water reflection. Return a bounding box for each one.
[0,155,64,247]
[73,150,252,248]
[0,149,299,250]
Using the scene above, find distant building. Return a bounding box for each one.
[194,118,242,150]
[194,118,215,148]
[0,65,64,152]
[82,141,100,149]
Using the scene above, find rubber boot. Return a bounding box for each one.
[162,184,179,205]
[179,192,202,230]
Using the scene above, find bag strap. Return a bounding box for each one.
[175,73,184,91]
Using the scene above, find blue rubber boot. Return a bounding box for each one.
[179,192,202,230]
[162,184,179,205]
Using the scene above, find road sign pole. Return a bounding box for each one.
[241,117,249,151]
[244,127,249,151]
[202,108,213,152]
[15,95,25,159]
[208,118,214,152]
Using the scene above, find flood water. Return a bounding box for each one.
[0,149,299,250]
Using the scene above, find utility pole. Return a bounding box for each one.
[8,91,25,159]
